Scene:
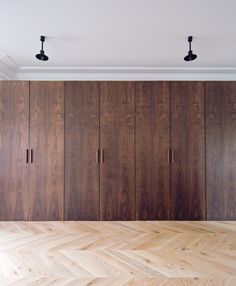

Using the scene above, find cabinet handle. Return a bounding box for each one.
[31,149,33,164]
[171,149,175,164]
[96,149,100,163]
[101,149,104,163]
[26,149,29,164]
[167,149,171,164]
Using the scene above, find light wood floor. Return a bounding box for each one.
[0,221,235,285]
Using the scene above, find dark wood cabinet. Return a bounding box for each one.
[29,82,64,220]
[135,82,170,220]
[170,82,205,220]
[0,80,235,221]
[0,81,29,220]
[100,82,135,220]
[206,82,236,220]
[65,82,100,220]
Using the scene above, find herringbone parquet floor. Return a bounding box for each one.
[0,221,235,285]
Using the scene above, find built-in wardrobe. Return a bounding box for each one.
[0,81,64,220]
[0,81,235,221]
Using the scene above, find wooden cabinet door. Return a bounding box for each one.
[0,81,29,220]
[29,82,64,220]
[65,82,100,220]
[206,82,236,220]
[135,82,170,220]
[100,82,135,220]
[170,82,205,220]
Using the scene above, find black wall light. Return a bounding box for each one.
[36,35,49,61]
[184,36,197,62]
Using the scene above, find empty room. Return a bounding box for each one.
[0,0,235,285]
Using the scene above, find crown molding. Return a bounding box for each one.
[15,66,236,81]
[1,56,236,80]
[0,55,19,79]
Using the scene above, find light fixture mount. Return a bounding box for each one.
[36,35,49,61]
[184,35,197,62]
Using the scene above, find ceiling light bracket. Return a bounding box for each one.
[36,35,49,61]
[184,35,197,62]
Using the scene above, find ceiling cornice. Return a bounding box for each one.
[16,67,236,81]
[0,55,19,79]
[1,55,236,81]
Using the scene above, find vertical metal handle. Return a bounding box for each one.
[167,149,171,164]
[101,149,104,163]
[171,149,174,164]
[26,149,29,163]
[96,149,100,163]
[31,149,33,164]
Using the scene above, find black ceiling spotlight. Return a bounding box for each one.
[36,35,49,61]
[184,36,197,62]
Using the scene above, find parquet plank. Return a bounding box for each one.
[0,221,235,285]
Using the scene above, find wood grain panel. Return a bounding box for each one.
[206,82,236,220]
[65,82,100,220]
[100,82,135,220]
[170,82,205,220]
[135,82,170,220]
[29,82,64,220]
[0,81,29,220]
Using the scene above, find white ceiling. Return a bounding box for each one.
[0,0,236,80]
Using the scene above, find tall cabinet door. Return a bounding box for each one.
[0,81,29,220]
[100,82,135,220]
[135,82,170,220]
[65,82,100,220]
[170,82,205,220]
[206,82,236,220]
[29,82,64,220]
